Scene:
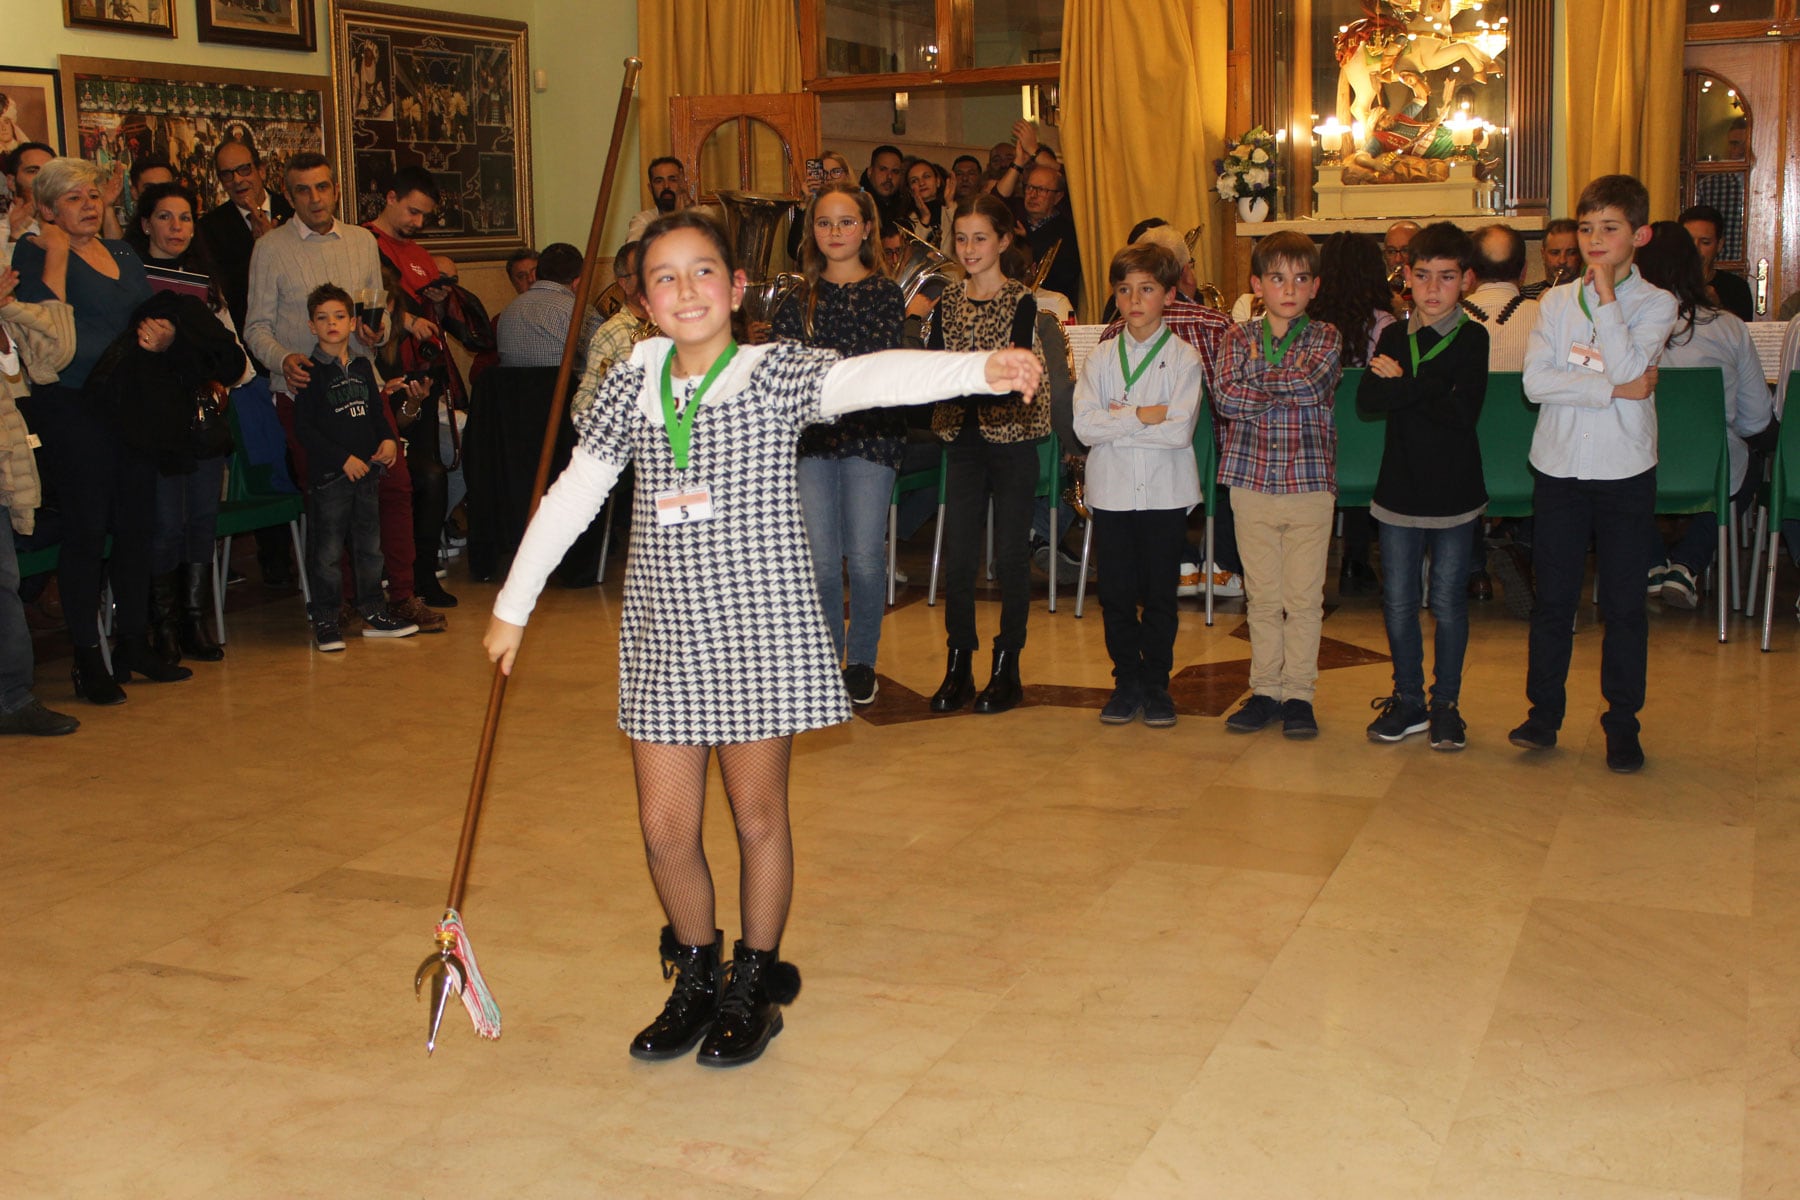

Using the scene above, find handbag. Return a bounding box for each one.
[189,383,234,460]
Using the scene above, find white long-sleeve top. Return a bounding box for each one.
[1522,270,1678,480]
[493,339,1003,626]
[1071,324,1203,511]
[1658,309,1774,492]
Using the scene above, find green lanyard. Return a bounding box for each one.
[1408,311,1469,373]
[1117,327,1173,396]
[1260,315,1309,365]
[1576,268,1634,327]
[659,342,738,469]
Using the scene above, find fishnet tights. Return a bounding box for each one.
[630,736,794,952]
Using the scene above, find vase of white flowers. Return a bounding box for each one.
[1216,125,1277,222]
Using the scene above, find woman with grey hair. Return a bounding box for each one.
[13,156,190,704]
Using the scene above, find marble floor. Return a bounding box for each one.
[7,544,1800,1199]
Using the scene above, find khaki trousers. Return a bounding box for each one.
[1230,487,1335,703]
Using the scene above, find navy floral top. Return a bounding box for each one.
[772,273,905,467]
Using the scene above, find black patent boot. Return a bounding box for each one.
[178,563,224,662]
[972,648,1022,714]
[149,569,182,665]
[628,926,722,1061]
[696,941,800,1068]
[71,644,126,706]
[113,633,194,684]
[928,648,976,712]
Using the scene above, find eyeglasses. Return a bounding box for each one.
[823,166,849,179]
[217,162,258,180]
[814,217,863,232]
[1023,184,1062,198]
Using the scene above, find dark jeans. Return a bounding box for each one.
[152,455,226,572]
[942,437,1037,652]
[1378,517,1476,707]
[1093,507,1187,690]
[305,471,386,624]
[1527,468,1655,735]
[1,506,35,713]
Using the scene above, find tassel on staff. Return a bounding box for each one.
[413,54,644,1054]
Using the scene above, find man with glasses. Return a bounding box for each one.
[626,156,691,243]
[200,139,293,336]
[1018,164,1081,309]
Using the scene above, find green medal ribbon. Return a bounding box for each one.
[1117,327,1173,398]
[659,342,738,469]
[1260,314,1309,365]
[1408,311,1469,374]
[1576,268,1634,326]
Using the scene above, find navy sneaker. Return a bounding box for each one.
[1281,698,1319,739]
[1367,694,1429,743]
[1225,693,1283,733]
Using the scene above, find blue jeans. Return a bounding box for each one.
[1378,517,1476,707]
[796,454,895,667]
[1,507,36,713]
[305,471,385,624]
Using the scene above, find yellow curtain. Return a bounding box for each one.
[1562,0,1686,219]
[1061,1,1227,322]
[636,0,803,203]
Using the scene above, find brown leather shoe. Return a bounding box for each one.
[388,595,447,633]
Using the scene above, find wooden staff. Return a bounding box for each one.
[418,56,643,1053]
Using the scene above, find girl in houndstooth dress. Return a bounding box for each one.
[485,210,1041,1068]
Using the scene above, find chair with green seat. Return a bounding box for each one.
[1758,374,1800,650]
[887,449,944,605]
[213,403,311,642]
[1333,367,1384,510]
[1477,371,1537,518]
[1072,391,1225,627]
[1652,367,1732,643]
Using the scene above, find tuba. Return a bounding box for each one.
[892,223,962,307]
[1028,238,1063,291]
[716,189,805,335]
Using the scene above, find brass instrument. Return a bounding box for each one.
[594,280,626,319]
[716,189,805,336]
[1062,452,1090,519]
[893,223,962,307]
[1195,283,1227,311]
[1028,237,1063,291]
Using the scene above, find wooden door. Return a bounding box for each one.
[1683,44,1783,316]
[668,92,822,201]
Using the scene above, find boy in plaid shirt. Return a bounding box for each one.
[1213,232,1343,737]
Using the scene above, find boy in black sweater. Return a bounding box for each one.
[294,284,418,650]
[1356,222,1489,750]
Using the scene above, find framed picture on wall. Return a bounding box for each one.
[196,0,317,52]
[64,0,177,38]
[59,56,334,212]
[0,67,66,157]
[328,1,533,258]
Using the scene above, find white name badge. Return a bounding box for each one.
[654,487,714,526]
[1568,341,1606,373]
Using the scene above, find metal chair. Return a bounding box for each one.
[1652,368,1733,643]
[1758,372,1800,650]
[887,450,944,605]
[213,403,310,642]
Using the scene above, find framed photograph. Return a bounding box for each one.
[59,56,333,212]
[0,66,66,157]
[329,1,532,258]
[64,0,177,38]
[196,0,316,52]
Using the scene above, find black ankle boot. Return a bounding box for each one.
[113,634,194,684]
[71,645,126,706]
[628,926,723,1061]
[149,569,182,665]
[177,563,224,662]
[972,648,1022,714]
[928,648,976,713]
[696,941,800,1068]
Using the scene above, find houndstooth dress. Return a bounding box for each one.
[574,339,852,744]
